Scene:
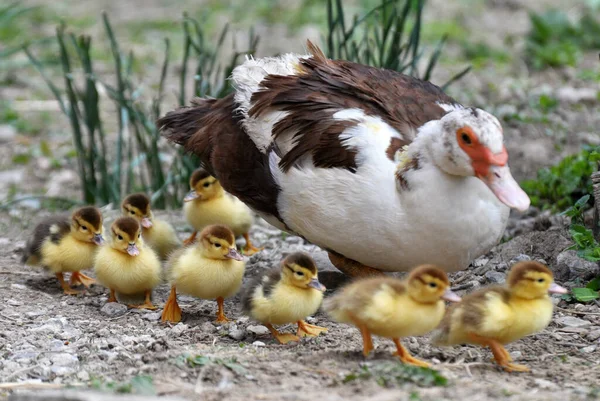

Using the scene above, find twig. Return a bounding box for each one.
[556,306,600,316]
[555,342,591,348]
[5,364,41,381]
[0,382,84,390]
[0,271,45,276]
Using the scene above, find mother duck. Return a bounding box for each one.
[158,41,530,278]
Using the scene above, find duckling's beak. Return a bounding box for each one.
[93,233,104,245]
[480,165,530,212]
[141,217,153,228]
[548,282,568,294]
[308,278,326,292]
[184,190,200,202]
[225,247,243,261]
[127,243,140,256]
[442,288,461,303]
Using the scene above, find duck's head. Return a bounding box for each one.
[70,206,104,245]
[280,252,326,292]
[199,224,243,261]
[507,261,568,300]
[426,107,530,212]
[110,217,143,256]
[406,264,461,304]
[121,193,154,229]
[184,168,223,202]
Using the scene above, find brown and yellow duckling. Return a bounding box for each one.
[161,224,245,323]
[94,217,162,310]
[183,168,262,255]
[241,252,327,344]
[325,265,460,367]
[121,193,181,260]
[432,261,567,372]
[22,206,104,295]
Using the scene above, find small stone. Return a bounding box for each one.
[0,125,16,143]
[581,345,597,354]
[534,378,559,390]
[200,321,216,333]
[50,353,78,367]
[0,238,11,247]
[247,325,270,336]
[171,323,187,336]
[51,366,76,376]
[100,302,128,317]
[252,341,266,347]
[555,250,600,281]
[472,257,490,268]
[586,329,600,341]
[11,283,27,290]
[509,351,522,360]
[485,271,505,284]
[7,299,22,306]
[556,87,597,103]
[228,328,246,341]
[77,370,90,381]
[142,312,162,321]
[556,316,592,328]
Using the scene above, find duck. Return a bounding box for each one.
[121,193,181,260]
[161,224,245,323]
[431,261,567,372]
[22,206,104,295]
[94,216,162,310]
[182,168,262,255]
[325,265,460,366]
[158,40,530,279]
[241,252,327,344]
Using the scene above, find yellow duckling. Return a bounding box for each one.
[161,224,245,323]
[432,261,567,372]
[325,265,460,367]
[22,206,104,295]
[121,193,181,260]
[241,252,327,344]
[183,168,262,255]
[94,217,162,310]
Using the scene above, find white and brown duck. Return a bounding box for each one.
[158,40,530,278]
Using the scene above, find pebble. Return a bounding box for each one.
[509,254,531,264]
[586,329,600,342]
[0,124,16,143]
[556,87,597,103]
[252,341,266,347]
[77,370,91,381]
[142,312,162,321]
[556,316,592,328]
[170,323,187,336]
[534,378,559,390]
[200,321,217,333]
[581,345,597,354]
[247,325,270,336]
[484,271,505,284]
[555,250,600,281]
[228,329,246,341]
[100,303,128,317]
[50,353,79,367]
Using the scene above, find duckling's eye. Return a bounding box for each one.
[537,278,545,283]
[429,282,437,288]
[461,132,472,145]
[295,271,305,277]
[213,243,221,248]
[130,210,135,215]
[203,182,210,188]
[81,226,88,231]
[117,235,123,241]
[138,234,141,238]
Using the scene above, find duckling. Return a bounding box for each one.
[121,193,181,260]
[183,168,262,255]
[161,224,245,323]
[22,206,104,295]
[432,261,567,373]
[94,217,162,310]
[241,252,327,344]
[325,265,460,367]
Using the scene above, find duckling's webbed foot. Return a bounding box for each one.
[468,333,530,373]
[161,286,182,323]
[327,251,385,278]
[392,338,431,368]
[296,320,328,337]
[183,231,198,246]
[214,297,232,323]
[56,273,80,295]
[128,290,157,310]
[70,271,96,288]
[107,289,117,303]
[242,233,263,256]
[265,324,300,344]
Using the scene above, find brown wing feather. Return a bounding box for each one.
[22,215,70,264]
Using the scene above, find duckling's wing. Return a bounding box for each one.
[241,268,282,313]
[22,216,70,264]
[461,287,514,337]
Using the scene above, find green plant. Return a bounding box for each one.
[343,362,447,387]
[185,354,247,375]
[25,14,257,208]
[325,0,470,89]
[89,375,155,395]
[521,146,600,212]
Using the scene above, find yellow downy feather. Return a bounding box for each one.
[142,219,180,260]
[249,282,324,325]
[184,195,252,237]
[39,235,98,273]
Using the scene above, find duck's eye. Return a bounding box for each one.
[214,243,221,248]
[130,210,135,215]
[537,278,545,283]
[295,271,305,276]
[138,234,141,238]
[429,282,437,288]
[81,226,88,231]
[117,235,123,241]
[203,182,210,188]
[461,133,472,145]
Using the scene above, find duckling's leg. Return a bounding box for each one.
[265,323,300,344]
[56,273,80,295]
[296,320,328,337]
[107,289,117,303]
[69,271,96,288]
[242,233,263,256]
[161,286,182,323]
[183,231,197,246]
[467,334,529,373]
[349,315,374,356]
[128,290,158,310]
[215,297,231,323]
[328,251,384,278]
[392,338,431,368]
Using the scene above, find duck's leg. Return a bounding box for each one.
[183,231,197,246]
[215,297,231,323]
[161,286,182,323]
[265,323,300,344]
[327,251,384,278]
[56,273,80,295]
[242,233,263,256]
[468,333,529,372]
[296,320,328,337]
[69,271,96,288]
[392,338,431,367]
[128,290,157,310]
[107,289,117,303]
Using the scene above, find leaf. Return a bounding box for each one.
[129,375,156,395]
[40,140,53,157]
[187,355,210,367]
[12,153,31,164]
[572,287,600,302]
[587,277,600,291]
